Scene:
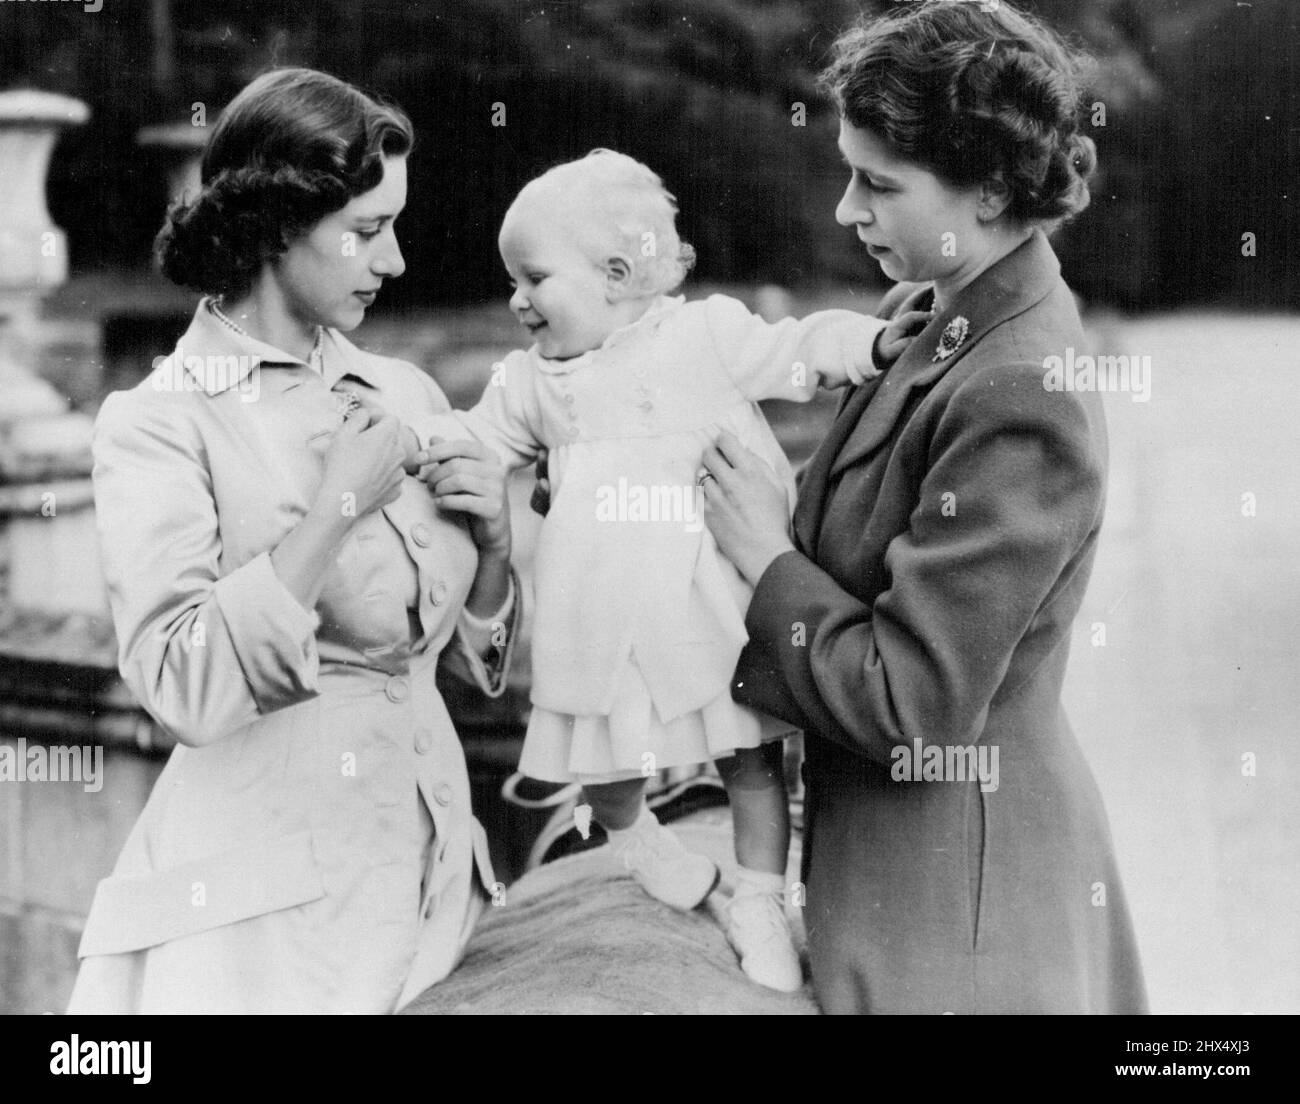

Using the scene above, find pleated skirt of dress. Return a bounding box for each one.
[518,650,794,784]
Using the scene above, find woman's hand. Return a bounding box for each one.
[350,390,424,473]
[274,408,404,611]
[700,430,796,585]
[415,438,512,558]
[314,408,406,523]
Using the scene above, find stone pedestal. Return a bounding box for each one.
[0,90,102,618]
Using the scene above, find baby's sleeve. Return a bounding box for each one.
[413,349,545,472]
[702,293,888,402]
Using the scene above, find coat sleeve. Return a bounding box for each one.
[702,293,888,401]
[740,358,1105,763]
[92,391,321,748]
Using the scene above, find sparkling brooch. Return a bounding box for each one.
[933,315,971,362]
[334,388,362,419]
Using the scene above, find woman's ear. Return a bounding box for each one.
[604,254,636,300]
[976,173,1014,223]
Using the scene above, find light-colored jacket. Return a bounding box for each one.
[68,304,518,1014]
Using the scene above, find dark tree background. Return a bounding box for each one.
[0,0,1294,311]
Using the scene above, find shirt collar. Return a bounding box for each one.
[167,300,384,395]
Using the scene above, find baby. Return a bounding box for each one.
[417,150,924,991]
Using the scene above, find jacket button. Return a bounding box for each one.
[429,580,448,605]
[414,727,433,754]
[385,676,409,703]
[411,523,433,548]
[567,425,579,437]
[563,393,575,405]
[433,783,453,807]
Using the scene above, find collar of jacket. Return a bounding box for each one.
[826,227,1062,478]
[170,299,383,395]
[530,294,686,376]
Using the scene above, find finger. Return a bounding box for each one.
[433,493,495,517]
[366,413,402,438]
[424,438,489,465]
[700,442,732,477]
[430,471,491,498]
[338,408,369,434]
[712,429,752,470]
[351,391,388,416]
[888,310,934,339]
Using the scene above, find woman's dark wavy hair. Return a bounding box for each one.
[155,68,413,299]
[819,0,1096,225]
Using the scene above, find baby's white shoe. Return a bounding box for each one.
[611,807,720,911]
[723,869,803,992]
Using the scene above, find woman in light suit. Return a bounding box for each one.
[68,69,519,1013]
[701,1,1147,1013]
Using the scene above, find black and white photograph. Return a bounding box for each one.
[0,0,1295,1041]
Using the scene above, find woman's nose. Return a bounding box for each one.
[374,236,406,279]
[835,185,870,229]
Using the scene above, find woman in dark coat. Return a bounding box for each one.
[700,0,1147,1014]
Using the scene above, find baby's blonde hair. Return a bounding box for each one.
[510,149,696,297]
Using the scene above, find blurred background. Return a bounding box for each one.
[0,0,1297,1015]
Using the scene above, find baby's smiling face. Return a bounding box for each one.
[498,203,621,360]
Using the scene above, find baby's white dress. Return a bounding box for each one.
[428,293,885,783]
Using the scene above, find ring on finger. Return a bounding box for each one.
[696,472,717,488]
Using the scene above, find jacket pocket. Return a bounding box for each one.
[77,828,326,958]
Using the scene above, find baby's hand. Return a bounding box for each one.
[348,390,424,473]
[873,308,936,369]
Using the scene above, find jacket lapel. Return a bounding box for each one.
[793,367,885,555]
[826,229,1062,479]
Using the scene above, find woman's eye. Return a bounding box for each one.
[357,228,381,242]
[854,171,888,194]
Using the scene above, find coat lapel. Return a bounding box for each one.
[825,230,1062,479]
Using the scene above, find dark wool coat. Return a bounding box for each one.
[735,231,1147,1014]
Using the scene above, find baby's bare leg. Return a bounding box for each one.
[716,742,790,876]
[582,777,649,831]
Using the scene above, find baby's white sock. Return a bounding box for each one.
[732,865,787,899]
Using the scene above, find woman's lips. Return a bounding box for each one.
[354,290,377,304]
[866,244,890,257]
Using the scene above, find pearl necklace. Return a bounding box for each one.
[210,298,325,374]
